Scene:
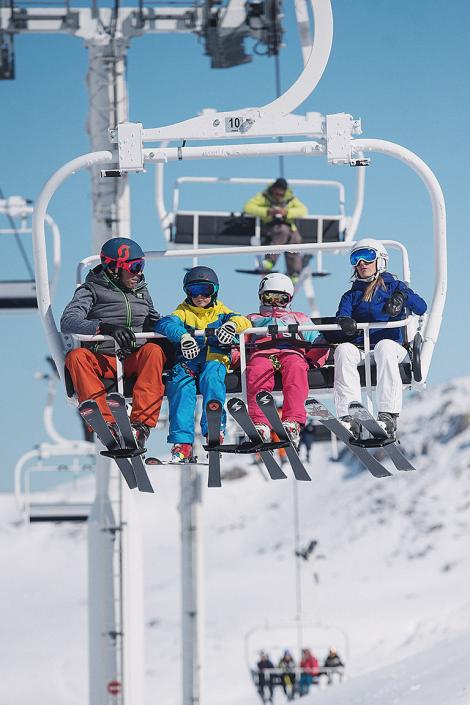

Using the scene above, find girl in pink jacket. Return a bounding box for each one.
[246,273,328,448]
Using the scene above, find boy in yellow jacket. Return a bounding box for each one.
[155,266,251,463]
[244,177,307,283]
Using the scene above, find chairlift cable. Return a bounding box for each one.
[272,2,284,177]
[0,184,35,279]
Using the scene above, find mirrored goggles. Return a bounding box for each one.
[185,282,217,298]
[103,256,145,274]
[119,258,145,274]
[261,291,291,306]
[350,247,378,266]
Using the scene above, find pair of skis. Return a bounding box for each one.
[306,399,415,478]
[204,391,312,488]
[79,393,154,493]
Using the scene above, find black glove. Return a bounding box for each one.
[99,322,136,351]
[383,290,407,317]
[337,316,357,337]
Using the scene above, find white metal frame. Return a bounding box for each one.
[0,196,61,306]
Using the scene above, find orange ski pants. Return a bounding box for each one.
[66,343,166,426]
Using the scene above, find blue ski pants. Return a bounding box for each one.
[165,359,227,443]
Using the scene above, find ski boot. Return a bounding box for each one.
[171,443,195,464]
[339,415,361,440]
[283,420,301,449]
[132,421,150,450]
[254,423,271,443]
[107,422,121,446]
[261,259,274,273]
[377,412,399,438]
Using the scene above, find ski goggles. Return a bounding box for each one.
[102,256,145,274]
[261,291,291,306]
[185,282,218,298]
[350,247,378,266]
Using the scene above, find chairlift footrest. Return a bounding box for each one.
[202,440,290,454]
[349,437,395,449]
[311,271,331,278]
[101,447,146,459]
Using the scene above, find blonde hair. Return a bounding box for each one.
[362,275,387,302]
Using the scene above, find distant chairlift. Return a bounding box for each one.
[0,195,60,312]
[14,358,95,523]
[155,175,365,276]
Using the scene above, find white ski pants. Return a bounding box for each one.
[333,339,410,418]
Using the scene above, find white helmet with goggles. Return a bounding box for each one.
[350,238,388,275]
[258,272,294,306]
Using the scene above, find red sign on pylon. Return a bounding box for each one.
[107,680,122,696]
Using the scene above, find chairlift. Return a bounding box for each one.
[245,620,348,695]
[31,0,446,430]
[0,195,61,312]
[155,173,365,278]
[14,357,95,523]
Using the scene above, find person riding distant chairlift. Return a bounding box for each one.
[245,273,329,450]
[155,266,251,463]
[243,178,308,285]
[323,646,344,684]
[278,649,297,700]
[256,651,275,703]
[299,647,320,696]
[61,237,170,448]
[333,238,427,439]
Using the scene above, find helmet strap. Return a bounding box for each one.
[353,270,379,283]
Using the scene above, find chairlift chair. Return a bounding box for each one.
[31,0,445,448]
[0,195,61,312]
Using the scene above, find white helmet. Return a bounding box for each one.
[258,272,294,299]
[350,238,388,275]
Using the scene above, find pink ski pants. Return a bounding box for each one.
[246,350,309,425]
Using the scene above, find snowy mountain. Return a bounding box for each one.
[2,377,470,705]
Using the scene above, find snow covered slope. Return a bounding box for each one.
[2,377,470,705]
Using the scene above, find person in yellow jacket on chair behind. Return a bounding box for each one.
[244,178,308,284]
[155,266,251,463]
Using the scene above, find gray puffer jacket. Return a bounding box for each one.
[60,266,160,355]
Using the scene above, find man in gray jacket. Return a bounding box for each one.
[61,237,168,447]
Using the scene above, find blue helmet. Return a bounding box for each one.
[100,237,145,271]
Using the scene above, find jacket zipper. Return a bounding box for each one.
[108,279,134,349]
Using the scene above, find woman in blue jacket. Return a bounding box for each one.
[334,238,427,437]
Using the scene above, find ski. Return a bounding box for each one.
[79,399,138,490]
[106,393,155,492]
[205,399,223,488]
[348,402,415,472]
[305,399,392,479]
[255,391,311,482]
[227,398,287,481]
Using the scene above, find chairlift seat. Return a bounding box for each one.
[171,212,343,246]
[28,501,91,523]
[0,280,38,310]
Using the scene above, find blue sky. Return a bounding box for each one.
[1,0,468,491]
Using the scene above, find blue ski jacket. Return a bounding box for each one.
[155,299,251,370]
[336,272,427,346]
